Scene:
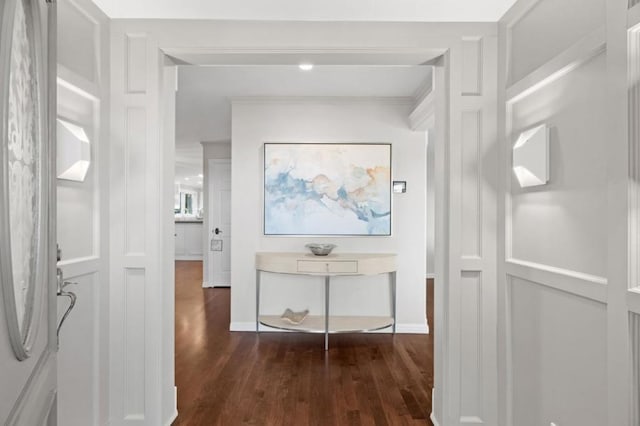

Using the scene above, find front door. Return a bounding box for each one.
[0,0,57,424]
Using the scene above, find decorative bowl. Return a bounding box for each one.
[305,243,336,256]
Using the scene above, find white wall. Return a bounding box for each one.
[56,0,110,424]
[230,99,427,332]
[497,0,621,424]
[426,133,435,277]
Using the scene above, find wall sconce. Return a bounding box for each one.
[512,124,549,188]
[57,118,90,182]
[393,181,407,193]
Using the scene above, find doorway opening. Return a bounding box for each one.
[169,61,437,422]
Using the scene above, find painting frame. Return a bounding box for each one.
[263,142,392,236]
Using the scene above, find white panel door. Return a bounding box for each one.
[209,159,231,287]
[0,0,57,424]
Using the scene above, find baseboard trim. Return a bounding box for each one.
[165,410,178,426]
[395,323,429,334]
[202,282,231,288]
[164,386,178,426]
[175,255,203,261]
[430,412,440,426]
[430,388,440,426]
[230,322,429,334]
[425,273,435,279]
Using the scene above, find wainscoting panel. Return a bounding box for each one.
[507,0,605,85]
[459,272,483,423]
[510,277,607,426]
[111,24,166,425]
[125,107,147,255]
[629,22,640,291]
[461,37,483,96]
[461,110,482,260]
[631,313,640,425]
[126,35,148,94]
[57,0,98,83]
[124,268,146,420]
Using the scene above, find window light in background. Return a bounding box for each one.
[512,123,549,188]
[57,118,90,182]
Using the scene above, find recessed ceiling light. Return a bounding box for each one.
[198,173,203,178]
[299,63,313,71]
[185,177,190,181]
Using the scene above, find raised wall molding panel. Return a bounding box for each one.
[498,1,622,425]
[110,26,170,425]
[461,37,483,96]
[630,2,640,28]
[629,23,640,291]
[631,313,640,425]
[506,26,606,104]
[448,30,499,426]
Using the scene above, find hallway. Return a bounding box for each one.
[173,261,434,425]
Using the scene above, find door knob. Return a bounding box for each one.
[214,228,222,235]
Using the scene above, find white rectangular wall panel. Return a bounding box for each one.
[56,83,96,259]
[126,35,148,94]
[124,268,146,420]
[57,0,97,83]
[509,0,605,84]
[125,108,147,255]
[510,53,607,278]
[631,313,640,425]
[462,37,483,96]
[510,278,606,426]
[629,25,640,290]
[461,111,482,259]
[459,272,483,423]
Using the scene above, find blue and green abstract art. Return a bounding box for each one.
[264,143,391,236]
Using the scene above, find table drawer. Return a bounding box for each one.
[297,260,358,274]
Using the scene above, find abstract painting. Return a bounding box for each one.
[264,143,391,236]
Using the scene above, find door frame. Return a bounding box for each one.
[109,19,499,426]
[158,48,457,425]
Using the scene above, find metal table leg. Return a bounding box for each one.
[256,270,261,333]
[325,275,330,350]
[390,271,397,333]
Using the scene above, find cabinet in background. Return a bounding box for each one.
[175,221,203,260]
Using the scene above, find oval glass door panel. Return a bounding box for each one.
[1,0,46,360]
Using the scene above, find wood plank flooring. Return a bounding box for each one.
[174,261,434,426]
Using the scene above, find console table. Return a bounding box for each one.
[255,252,397,350]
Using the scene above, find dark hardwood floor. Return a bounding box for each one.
[174,261,434,426]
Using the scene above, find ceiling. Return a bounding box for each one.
[174,65,432,188]
[92,0,518,188]
[92,0,517,22]
[176,65,431,146]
